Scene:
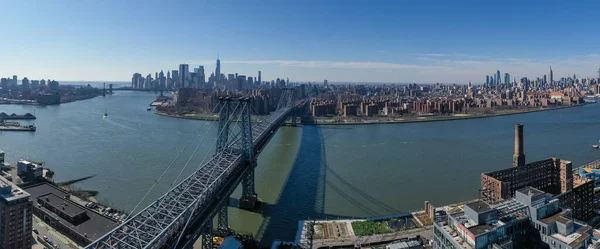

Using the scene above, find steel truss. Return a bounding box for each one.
[85,89,298,249]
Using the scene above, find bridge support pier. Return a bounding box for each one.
[217,201,230,234]
[201,222,213,249]
[291,110,297,126]
[240,165,259,210]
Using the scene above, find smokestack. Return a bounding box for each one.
[513,124,525,167]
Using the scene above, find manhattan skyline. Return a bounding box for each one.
[1,1,600,83]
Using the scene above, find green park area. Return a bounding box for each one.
[351,220,393,236]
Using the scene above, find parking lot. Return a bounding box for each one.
[32,216,81,249]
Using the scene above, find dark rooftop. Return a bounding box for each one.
[469,224,494,236]
[465,200,492,213]
[23,182,117,242]
[38,193,86,219]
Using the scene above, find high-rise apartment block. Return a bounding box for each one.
[0,176,32,249]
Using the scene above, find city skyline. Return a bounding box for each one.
[2,1,600,83]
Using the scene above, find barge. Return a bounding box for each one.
[0,120,36,131]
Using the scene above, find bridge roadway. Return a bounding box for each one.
[85,100,304,249]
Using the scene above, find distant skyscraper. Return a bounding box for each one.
[132,73,142,88]
[159,70,165,89]
[237,75,246,90]
[496,70,501,85]
[542,75,546,86]
[22,77,29,89]
[258,71,261,85]
[12,75,17,87]
[178,64,189,88]
[485,75,489,86]
[198,66,205,85]
[549,66,553,86]
[172,70,179,89]
[215,56,221,87]
[504,73,510,88]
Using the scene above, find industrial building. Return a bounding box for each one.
[23,183,117,246]
[0,175,32,249]
[433,186,593,249]
[480,124,594,221]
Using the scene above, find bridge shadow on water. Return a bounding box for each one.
[252,125,400,247]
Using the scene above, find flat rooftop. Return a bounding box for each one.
[0,175,30,202]
[540,212,571,225]
[39,193,86,218]
[468,224,494,236]
[23,182,117,242]
[516,186,545,197]
[465,200,492,213]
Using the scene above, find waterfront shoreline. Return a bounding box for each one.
[154,104,588,125]
[304,104,587,126]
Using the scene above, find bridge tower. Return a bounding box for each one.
[239,97,258,210]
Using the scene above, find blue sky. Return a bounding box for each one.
[1,0,600,83]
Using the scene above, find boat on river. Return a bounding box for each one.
[0,120,36,131]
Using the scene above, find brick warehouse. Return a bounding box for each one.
[480,124,594,221]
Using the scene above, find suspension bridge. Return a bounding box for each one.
[85,88,307,249]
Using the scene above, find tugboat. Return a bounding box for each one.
[104,112,108,118]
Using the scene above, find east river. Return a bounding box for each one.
[1,90,600,245]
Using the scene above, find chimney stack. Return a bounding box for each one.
[513,124,525,167]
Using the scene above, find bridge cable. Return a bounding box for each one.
[172,103,249,248]
[168,102,234,190]
[125,102,244,249]
[161,102,244,217]
[126,103,226,219]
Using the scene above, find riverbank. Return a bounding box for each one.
[156,103,589,126]
[154,109,263,122]
[304,104,588,126]
[0,94,99,106]
[154,110,219,120]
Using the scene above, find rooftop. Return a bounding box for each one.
[491,198,529,222]
[23,183,117,242]
[552,230,590,247]
[386,240,420,249]
[465,200,492,213]
[0,175,30,202]
[516,186,545,197]
[540,212,571,225]
[440,224,474,249]
[38,193,86,218]
[469,224,494,236]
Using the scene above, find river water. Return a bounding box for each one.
[1,90,600,245]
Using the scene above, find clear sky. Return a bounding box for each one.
[1,0,600,83]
